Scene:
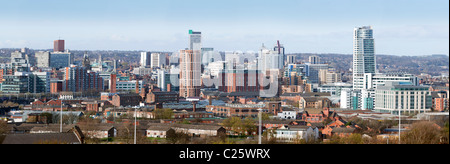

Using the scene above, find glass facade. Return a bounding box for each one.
[50,52,73,69]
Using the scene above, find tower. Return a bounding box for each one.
[82,51,91,70]
[179,49,201,98]
[53,40,65,52]
[189,30,202,51]
[353,26,376,90]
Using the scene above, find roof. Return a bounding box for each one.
[30,124,75,133]
[304,108,324,115]
[331,127,356,133]
[1,133,82,144]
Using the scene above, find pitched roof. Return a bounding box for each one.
[1,133,82,144]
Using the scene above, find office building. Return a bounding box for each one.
[189,30,202,51]
[157,69,179,92]
[50,51,73,69]
[353,26,376,90]
[35,51,51,68]
[54,40,65,52]
[179,49,201,98]
[362,73,418,90]
[307,63,329,84]
[140,52,151,68]
[273,41,285,66]
[309,55,320,64]
[151,53,166,68]
[1,72,50,93]
[287,55,296,64]
[375,82,432,114]
[258,45,284,72]
[114,80,143,93]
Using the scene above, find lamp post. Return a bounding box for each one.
[134,106,138,144]
[398,104,403,144]
[258,108,262,144]
[60,98,63,133]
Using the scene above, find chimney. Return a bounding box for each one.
[192,101,197,112]
[167,83,172,92]
[135,80,140,94]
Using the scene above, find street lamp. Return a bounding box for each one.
[398,104,403,144]
[133,106,138,144]
[257,108,262,144]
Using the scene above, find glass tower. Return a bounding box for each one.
[353,26,376,90]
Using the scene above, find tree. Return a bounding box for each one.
[166,129,190,144]
[402,121,441,144]
[222,117,257,136]
[0,120,7,134]
[153,108,174,119]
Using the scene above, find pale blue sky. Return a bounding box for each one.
[0,0,448,56]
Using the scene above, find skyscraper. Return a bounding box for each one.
[179,49,201,98]
[353,26,376,90]
[151,53,166,68]
[35,51,51,68]
[189,30,202,51]
[53,40,65,52]
[140,52,151,68]
[309,55,320,64]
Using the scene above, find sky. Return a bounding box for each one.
[0,0,448,56]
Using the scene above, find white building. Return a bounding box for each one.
[277,109,297,120]
[140,52,151,67]
[319,82,352,96]
[258,45,283,72]
[353,26,376,90]
[272,125,320,143]
[374,81,432,115]
[362,73,418,90]
[151,53,166,68]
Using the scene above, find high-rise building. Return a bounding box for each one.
[10,51,30,72]
[273,41,285,66]
[179,49,201,98]
[151,53,166,68]
[353,26,376,90]
[1,72,50,93]
[140,52,151,68]
[53,40,65,52]
[50,51,73,69]
[63,66,103,92]
[157,69,179,92]
[258,45,284,73]
[287,55,296,64]
[35,51,51,68]
[309,55,320,64]
[189,30,202,51]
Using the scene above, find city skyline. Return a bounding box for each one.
[0,0,448,56]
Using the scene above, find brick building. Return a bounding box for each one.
[111,93,141,107]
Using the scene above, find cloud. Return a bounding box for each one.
[109,34,130,42]
[0,40,30,48]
